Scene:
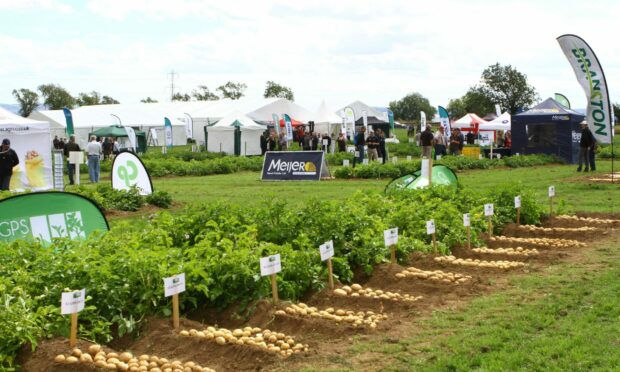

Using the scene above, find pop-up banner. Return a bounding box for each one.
[261,151,329,181]
[111,151,153,195]
[0,192,109,243]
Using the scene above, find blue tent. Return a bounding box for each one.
[512,98,585,163]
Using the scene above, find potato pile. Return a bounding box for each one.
[332,284,421,302]
[54,345,215,371]
[395,267,471,284]
[276,302,387,329]
[472,247,539,256]
[556,215,617,224]
[434,255,525,269]
[179,326,307,357]
[518,225,598,233]
[489,236,585,248]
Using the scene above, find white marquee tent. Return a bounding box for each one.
[313,100,342,135]
[478,112,511,131]
[247,98,315,124]
[207,111,266,155]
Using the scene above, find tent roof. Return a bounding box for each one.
[0,107,49,126]
[314,100,342,124]
[210,111,265,130]
[246,98,315,123]
[90,125,146,137]
[337,101,384,121]
[452,113,488,128]
[478,112,511,131]
[355,116,388,125]
[515,97,584,117]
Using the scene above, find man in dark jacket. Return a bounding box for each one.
[355,127,366,163]
[0,138,20,190]
[260,131,268,155]
[577,120,595,172]
[63,135,81,185]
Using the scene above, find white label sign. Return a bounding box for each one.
[514,196,521,208]
[384,228,398,246]
[392,157,398,164]
[406,155,412,161]
[260,254,282,276]
[362,159,369,165]
[426,219,436,235]
[163,273,186,297]
[548,186,555,197]
[421,158,430,179]
[319,240,334,261]
[484,203,494,216]
[343,159,350,167]
[463,213,470,227]
[68,151,84,165]
[61,289,86,315]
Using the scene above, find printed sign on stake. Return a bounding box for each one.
[548,186,555,197]
[384,228,398,246]
[163,273,186,297]
[260,254,282,276]
[463,213,470,227]
[484,203,494,216]
[61,289,86,315]
[319,240,334,261]
[343,159,350,167]
[515,196,521,208]
[426,219,436,235]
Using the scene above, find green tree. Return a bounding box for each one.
[171,93,191,102]
[37,84,76,109]
[613,103,620,123]
[140,97,158,103]
[192,85,220,101]
[101,96,120,104]
[478,63,538,114]
[216,81,247,100]
[389,92,436,121]
[263,81,294,101]
[11,88,39,117]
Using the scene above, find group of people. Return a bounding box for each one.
[354,127,388,163]
[55,135,122,184]
[260,129,338,155]
[419,126,465,159]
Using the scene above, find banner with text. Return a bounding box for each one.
[557,34,612,144]
[261,151,326,181]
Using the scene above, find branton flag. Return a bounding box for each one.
[557,34,612,144]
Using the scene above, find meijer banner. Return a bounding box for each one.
[112,151,153,195]
[261,151,327,181]
[0,192,109,243]
[557,34,612,144]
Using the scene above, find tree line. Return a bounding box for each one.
[10,80,296,117]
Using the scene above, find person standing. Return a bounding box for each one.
[63,135,81,185]
[267,133,277,152]
[337,132,347,152]
[278,132,288,151]
[0,139,19,191]
[260,131,268,155]
[86,135,102,182]
[420,126,434,159]
[366,131,379,161]
[577,120,594,172]
[321,133,332,152]
[378,130,387,164]
[449,128,462,155]
[355,127,366,163]
[433,126,449,159]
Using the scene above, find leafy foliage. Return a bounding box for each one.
[389,92,436,121]
[11,88,39,117]
[478,63,539,114]
[216,81,247,100]
[37,83,76,110]
[263,81,294,101]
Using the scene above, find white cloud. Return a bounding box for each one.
[0,0,72,13]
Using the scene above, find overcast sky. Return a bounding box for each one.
[1,0,619,111]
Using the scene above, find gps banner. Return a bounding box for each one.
[557,34,613,144]
[261,151,326,181]
[0,192,109,243]
[111,151,153,195]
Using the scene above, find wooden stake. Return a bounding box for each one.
[549,196,554,217]
[172,293,180,329]
[516,207,521,225]
[70,313,78,347]
[270,273,279,304]
[390,244,396,264]
[432,233,437,253]
[326,258,334,290]
[466,226,471,250]
[428,158,433,185]
[487,216,493,237]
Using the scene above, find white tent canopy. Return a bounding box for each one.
[478,112,511,131]
[337,100,384,122]
[452,113,488,129]
[207,111,266,155]
[247,98,315,123]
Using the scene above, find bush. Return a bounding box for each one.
[145,191,173,208]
